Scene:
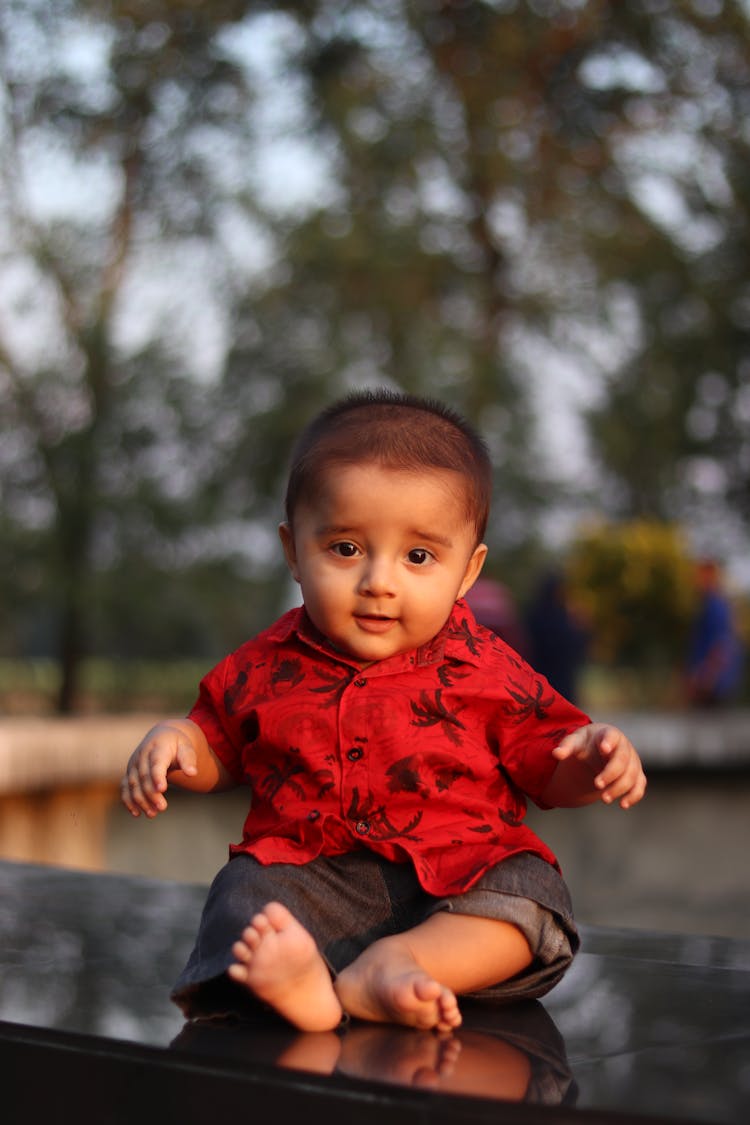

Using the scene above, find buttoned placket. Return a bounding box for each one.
[338,671,373,838]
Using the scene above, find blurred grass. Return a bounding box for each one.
[0,659,207,715]
[0,657,695,716]
[579,665,687,713]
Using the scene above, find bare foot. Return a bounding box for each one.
[227,901,343,1031]
[335,936,462,1032]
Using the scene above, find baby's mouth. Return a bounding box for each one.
[354,613,397,633]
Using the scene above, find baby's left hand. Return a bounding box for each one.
[553,723,647,809]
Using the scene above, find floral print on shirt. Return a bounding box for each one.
[189,601,590,895]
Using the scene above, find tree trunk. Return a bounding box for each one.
[57,594,84,714]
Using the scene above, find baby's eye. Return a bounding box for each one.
[407,548,433,566]
[331,541,360,558]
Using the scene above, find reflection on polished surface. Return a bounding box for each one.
[171,1000,575,1108]
[1,860,748,1123]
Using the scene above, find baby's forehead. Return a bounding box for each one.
[294,461,477,533]
[315,459,474,498]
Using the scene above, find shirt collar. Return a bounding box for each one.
[279,601,484,671]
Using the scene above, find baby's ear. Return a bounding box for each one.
[279,523,301,582]
[458,542,488,599]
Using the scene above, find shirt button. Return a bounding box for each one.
[355,820,370,836]
[347,747,364,761]
[307,810,320,822]
[354,677,367,687]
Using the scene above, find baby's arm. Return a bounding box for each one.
[539,723,646,810]
[120,718,235,818]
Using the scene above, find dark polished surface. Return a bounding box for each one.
[1,860,748,1124]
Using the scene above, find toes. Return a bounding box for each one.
[250,911,273,937]
[227,962,250,983]
[435,988,461,1032]
[237,926,262,953]
[232,938,251,962]
[435,1009,462,1032]
[263,901,296,930]
[385,974,457,1031]
[412,976,442,1003]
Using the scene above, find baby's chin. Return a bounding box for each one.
[328,630,412,666]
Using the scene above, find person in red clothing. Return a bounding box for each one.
[121,390,646,1034]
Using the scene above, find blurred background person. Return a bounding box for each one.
[464,576,529,658]
[686,559,744,708]
[524,570,590,706]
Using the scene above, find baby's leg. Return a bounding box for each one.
[335,912,532,1032]
[173,853,431,1023]
[228,901,343,1031]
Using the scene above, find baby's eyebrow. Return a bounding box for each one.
[316,524,359,538]
[409,529,454,548]
[316,523,455,549]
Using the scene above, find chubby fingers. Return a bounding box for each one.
[120,725,196,818]
[121,738,168,817]
[592,727,647,809]
[551,728,589,762]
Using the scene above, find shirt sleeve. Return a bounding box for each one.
[492,655,590,806]
[187,655,247,784]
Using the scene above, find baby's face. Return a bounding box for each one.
[279,463,487,664]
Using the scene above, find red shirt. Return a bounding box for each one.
[188,601,590,895]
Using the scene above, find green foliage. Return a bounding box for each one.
[2,0,750,711]
[577,2,750,524]
[567,520,696,669]
[0,657,205,714]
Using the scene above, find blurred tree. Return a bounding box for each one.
[235,0,750,560]
[0,0,261,708]
[228,0,619,558]
[214,1,547,563]
[570,2,750,534]
[2,0,750,711]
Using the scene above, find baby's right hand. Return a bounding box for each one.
[120,721,198,818]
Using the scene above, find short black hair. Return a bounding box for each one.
[285,389,492,543]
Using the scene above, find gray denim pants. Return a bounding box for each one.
[172,849,579,1020]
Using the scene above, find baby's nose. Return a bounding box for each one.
[358,557,397,596]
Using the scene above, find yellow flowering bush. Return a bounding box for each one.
[566,521,696,669]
